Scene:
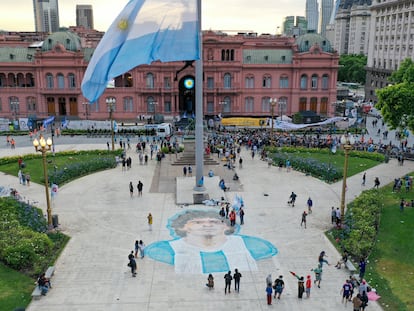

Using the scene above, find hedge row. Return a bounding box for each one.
[329,189,384,260]
[0,197,69,276]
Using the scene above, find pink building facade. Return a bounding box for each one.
[0,29,338,124]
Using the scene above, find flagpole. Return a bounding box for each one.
[194,0,205,191]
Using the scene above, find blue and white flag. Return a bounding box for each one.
[81,0,200,103]
[43,116,55,128]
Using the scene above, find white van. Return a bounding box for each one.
[156,123,173,138]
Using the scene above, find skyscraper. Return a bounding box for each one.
[306,0,319,33]
[76,5,94,30]
[33,0,60,33]
[320,0,334,36]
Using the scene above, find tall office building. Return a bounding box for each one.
[306,0,319,33]
[320,0,334,36]
[76,5,94,30]
[33,0,60,33]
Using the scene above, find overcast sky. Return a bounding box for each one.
[0,0,306,34]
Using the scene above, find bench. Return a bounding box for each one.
[31,266,55,300]
[344,260,357,274]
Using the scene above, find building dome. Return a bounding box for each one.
[295,33,333,53]
[42,31,81,52]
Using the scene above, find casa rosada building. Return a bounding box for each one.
[0,29,339,123]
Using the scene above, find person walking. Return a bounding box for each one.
[137,181,143,197]
[352,293,363,311]
[229,209,236,226]
[400,198,405,212]
[318,251,330,266]
[374,177,380,189]
[147,213,153,231]
[331,207,336,225]
[134,240,139,258]
[305,275,312,298]
[129,181,134,198]
[233,269,242,292]
[358,258,367,281]
[288,191,297,207]
[128,251,137,277]
[273,275,284,299]
[266,283,273,305]
[307,197,313,214]
[362,172,366,186]
[183,166,187,177]
[239,207,245,225]
[341,279,352,304]
[311,264,323,288]
[297,276,305,299]
[138,240,145,258]
[301,211,307,228]
[224,271,232,294]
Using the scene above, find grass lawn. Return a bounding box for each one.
[0,151,114,185]
[365,182,414,311]
[295,151,380,176]
[0,262,34,310]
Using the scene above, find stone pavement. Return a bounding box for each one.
[1,140,413,311]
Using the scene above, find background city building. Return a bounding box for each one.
[365,0,414,102]
[76,5,94,30]
[320,0,334,36]
[283,16,308,36]
[33,0,60,33]
[0,29,338,123]
[306,0,320,32]
[333,0,371,55]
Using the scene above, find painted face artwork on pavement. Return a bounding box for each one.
[146,209,278,274]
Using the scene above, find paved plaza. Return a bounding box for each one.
[1,133,413,311]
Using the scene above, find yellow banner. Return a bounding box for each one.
[221,117,266,127]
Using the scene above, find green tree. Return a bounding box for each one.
[338,54,367,84]
[376,58,414,132]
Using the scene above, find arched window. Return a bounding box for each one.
[46,73,54,89]
[26,73,35,87]
[17,73,25,87]
[26,96,36,111]
[322,74,329,89]
[8,73,16,87]
[0,73,6,87]
[245,76,254,88]
[300,74,308,90]
[146,73,154,89]
[57,73,65,89]
[262,75,271,88]
[123,97,133,112]
[279,76,289,88]
[244,97,254,112]
[68,73,76,89]
[223,73,232,89]
[311,74,318,89]
[262,97,270,112]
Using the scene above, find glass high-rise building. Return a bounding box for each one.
[306,0,319,33]
[33,0,60,33]
[76,5,94,30]
[320,0,334,36]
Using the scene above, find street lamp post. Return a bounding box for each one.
[106,98,116,151]
[269,98,277,145]
[149,101,158,124]
[339,134,355,225]
[33,136,53,228]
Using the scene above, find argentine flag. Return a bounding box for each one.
[82,0,200,103]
